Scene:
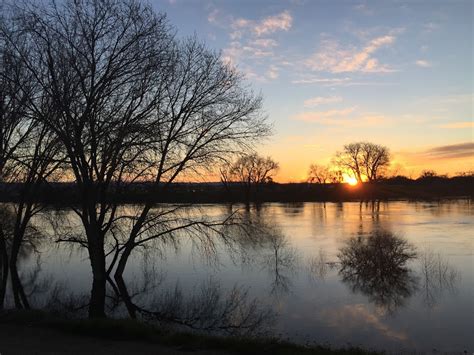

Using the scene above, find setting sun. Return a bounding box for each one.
[343,174,358,186]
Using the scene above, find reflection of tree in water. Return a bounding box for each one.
[418,249,460,309]
[338,230,418,314]
[104,263,275,336]
[282,202,305,217]
[222,211,299,298]
[23,206,276,335]
[137,279,275,336]
[336,230,461,313]
[307,248,338,283]
[3,202,462,333]
[260,230,298,297]
[0,205,45,309]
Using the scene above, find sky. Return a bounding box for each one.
[153,0,473,182]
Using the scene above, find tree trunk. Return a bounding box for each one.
[88,248,107,318]
[9,227,30,309]
[87,228,107,318]
[0,229,9,309]
[10,262,30,309]
[114,242,136,318]
[114,275,137,319]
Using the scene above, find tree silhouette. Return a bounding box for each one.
[220,154,278,201]
[307,164,342,184]
[338,230,417,313]
[2,0,269,318]
[333,142,390,182]
[0,25,62,309]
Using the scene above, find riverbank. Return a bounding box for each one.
[1,178,473,204]
[0,310,379,355]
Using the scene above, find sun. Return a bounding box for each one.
[343,174,358,186]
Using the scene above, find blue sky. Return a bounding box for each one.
[153,0,472,181]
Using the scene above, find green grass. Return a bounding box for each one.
[0,309,381,355]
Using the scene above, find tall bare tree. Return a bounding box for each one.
[0,32,62,309]
[333,142,390,182]
[2,0,172,317]
[111,37,268,295]
[2,0,269,317]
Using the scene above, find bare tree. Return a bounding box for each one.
[0,21,62,309]
[307,164,333,184]
[333,142,390,182]
[2,0,268,318]
[2,0,174,318]
[418,170,441,179]
[0,21,33,307]
[0,29,34,180]
[108,37,269,315]
[220,154,278,201]
[338,230,417,313]
[418,250,460,309]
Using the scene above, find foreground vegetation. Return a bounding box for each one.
[0,310,379,355]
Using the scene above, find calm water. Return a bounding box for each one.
[7,200,474,353]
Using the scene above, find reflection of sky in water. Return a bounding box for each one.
[13,200,474,353]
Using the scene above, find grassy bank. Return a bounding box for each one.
[0,310,380,355]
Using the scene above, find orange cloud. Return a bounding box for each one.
[292,107,357,122]
[303,95,343,107]
[292,107,387,127]
[438,121,473,129]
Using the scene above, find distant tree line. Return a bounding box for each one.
[306,141,471,184]
[220,154,279,202]
[308,141,390,184]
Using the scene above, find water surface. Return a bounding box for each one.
[9,200,474,353]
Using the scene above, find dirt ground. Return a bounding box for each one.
[0,325,227,355]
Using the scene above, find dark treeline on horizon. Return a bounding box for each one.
[1,174,473,204]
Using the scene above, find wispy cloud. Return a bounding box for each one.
[293,107,357,122]
[320,304,408,341]
[253,11,293,36]
[222,41,273,67]
[266,65,279,79]
[292,106,389,127]
[304,96,342,107]
[422,22,440,34]
[422,142,474,159]
[229,11,293,38]
[439,94,473,104]
[415,59,432,68]
[211,9,292,81]
[353,3,374,16]
[207,9,220,25]
[305,34,397,73]
[249,38,278,48]
[291,76,395,87]
[292,77,352,84]
[438,121,473,129]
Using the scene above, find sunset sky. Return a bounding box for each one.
[156,0,472,182]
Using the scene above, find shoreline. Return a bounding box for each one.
[0,310,380,355]
[1,180,472,205]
